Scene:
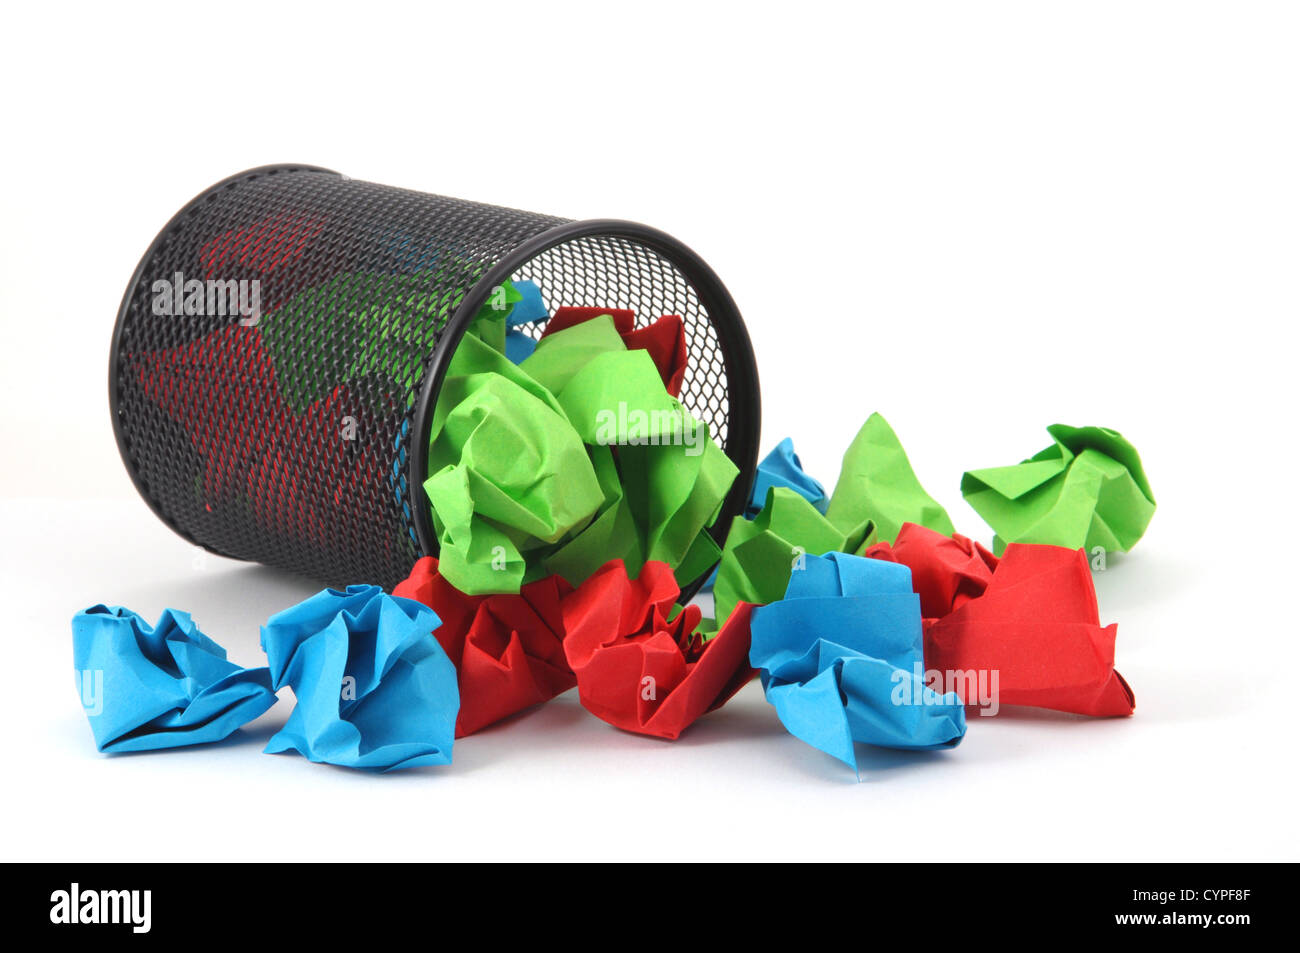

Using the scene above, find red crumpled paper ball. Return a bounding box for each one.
[560,560,755,739]
[863,523,999,619]
[393,556,576,737]
[867,523,1134,717]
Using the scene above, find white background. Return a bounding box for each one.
[2,1,1296,861]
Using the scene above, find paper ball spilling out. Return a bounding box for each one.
[393,556,575,737]
[560,561,755,740]
[824,412,956,544]
[260,585,460,771]
[961,424,1156,555]
[745,437,828,518]
[863,524,999,619]
[393,556,755,740]
[71,605,276,753]
[749,553,967,772]
[866,524,1135,716]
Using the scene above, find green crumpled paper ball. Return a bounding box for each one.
[824,412,954,545]
[710,486,875,634]
[426,308,737,595]
[960,423,1156,556]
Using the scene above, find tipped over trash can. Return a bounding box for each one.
[110,165,760,591]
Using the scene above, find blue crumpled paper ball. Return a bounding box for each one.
[71,605,277,753]
[505,278,550,364]
[700,436,829,593]
[749,552,967,771]
[260,585,459,772]
[745,437,828,518]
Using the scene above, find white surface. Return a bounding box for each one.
[2,1,1298,861]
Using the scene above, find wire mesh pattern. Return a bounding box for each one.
[111,166,755,589]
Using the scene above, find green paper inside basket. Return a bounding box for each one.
[425,300,738,595]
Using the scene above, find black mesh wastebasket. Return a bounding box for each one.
[109,165,761,591]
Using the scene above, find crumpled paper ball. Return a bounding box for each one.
[71,605,276,753]
[425,331,606,594]
[904,533,1136,717]
[560,560,755,739]
[863,523,999,619]
[427,308,734,596]
[260,585,459,771]
[393,556,575,737]
[745,437,828,518]
[867,522,1134,716]
[749,552,966,772]
[961,423,1156,555]
[825,412,955,544]
[711,486,875,631]
[540,307,688,397]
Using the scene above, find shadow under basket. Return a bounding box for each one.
[109,165,761,593]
